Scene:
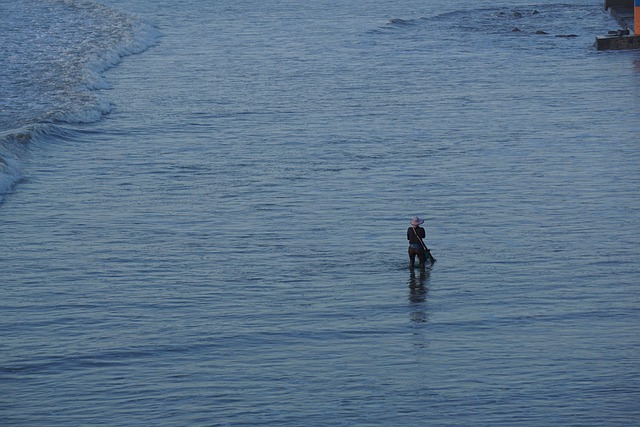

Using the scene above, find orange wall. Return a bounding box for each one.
[636,0,640,35]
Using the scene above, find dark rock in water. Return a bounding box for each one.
[556,34,578,38]
[532,10,540,15]
[535,30,549,35]
[513,11,523,18]
[608,29,630,36]
[512,27,521,32]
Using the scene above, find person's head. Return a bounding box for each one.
[410,217,424,227]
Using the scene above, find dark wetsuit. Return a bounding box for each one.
[407,226,426,268]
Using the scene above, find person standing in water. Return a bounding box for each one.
[407,216,435,269]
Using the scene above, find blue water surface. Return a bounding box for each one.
[1,1,639,425]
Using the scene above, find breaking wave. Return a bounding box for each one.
[0,0,160,202]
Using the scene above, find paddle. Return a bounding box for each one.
[423,244,436,264]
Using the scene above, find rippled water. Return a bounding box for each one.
[2,1,639,425]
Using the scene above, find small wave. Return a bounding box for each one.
[0,123,87,203]
[0,126,33,202]
[53,0,161,125]
[1,0,160,130]
[0,0,161,202]
[0,155,22,202]
[387,18,417,27]
[76,1,162,88]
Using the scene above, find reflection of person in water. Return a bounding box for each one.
[408,268,428,302]
[408,268,430,323]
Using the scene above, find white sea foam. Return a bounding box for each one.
[0,0,160,200]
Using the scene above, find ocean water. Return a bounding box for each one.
[1,0,639,425]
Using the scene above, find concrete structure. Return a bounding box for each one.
[596,0,640,50]
[605,0,635,30]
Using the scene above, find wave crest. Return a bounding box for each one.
[0,0,160,202]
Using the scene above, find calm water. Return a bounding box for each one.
[2,1,639,425]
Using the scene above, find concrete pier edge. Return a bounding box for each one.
[596,0,640,50]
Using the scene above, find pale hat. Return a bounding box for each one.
[410,216,424,226]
